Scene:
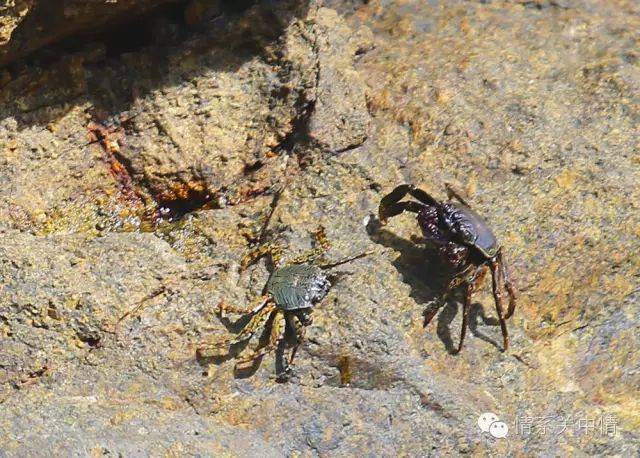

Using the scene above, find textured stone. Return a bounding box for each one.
[0,0,33,46]
[0,1,370,231]
[0,0,177,66]
[306,7,371,152]
[0,0,638,455]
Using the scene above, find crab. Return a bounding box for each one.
[197,227,369,378]
[378,184,517,352]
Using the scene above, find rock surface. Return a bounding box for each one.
[0,0,180,66]
[1,0,638,456]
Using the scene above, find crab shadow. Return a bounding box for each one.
[366,217,501,354]
[196,311,293,380]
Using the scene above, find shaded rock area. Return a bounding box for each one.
[0,0,34,47]
[0,0,371,231]
[0,0,181,66]
[1,0,639,456]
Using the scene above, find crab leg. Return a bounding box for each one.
[286,313,308,366]
[234,310,286,371]
[444,182,470,206]
[197,302,276,357]
[497,249,517,319]
[453,266,485,354]
[442,263,476,301]
[290,227,330,265]
[241,242,284,271]
[230,302,276,344]
[217,295,270,318]
[454,281,474,354]
[489,260,509,351]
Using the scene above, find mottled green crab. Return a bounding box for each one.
[198,227,369,379]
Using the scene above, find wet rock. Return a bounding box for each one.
[1,0,639,455]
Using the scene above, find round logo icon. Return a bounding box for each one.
[489,421,509,438]
[477,412,499,433]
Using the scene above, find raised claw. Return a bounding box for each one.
[377,207,390,225]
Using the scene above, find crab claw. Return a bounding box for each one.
[378,208,389,225]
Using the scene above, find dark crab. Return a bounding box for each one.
[197,228,368,378]
[378,184,517,352]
